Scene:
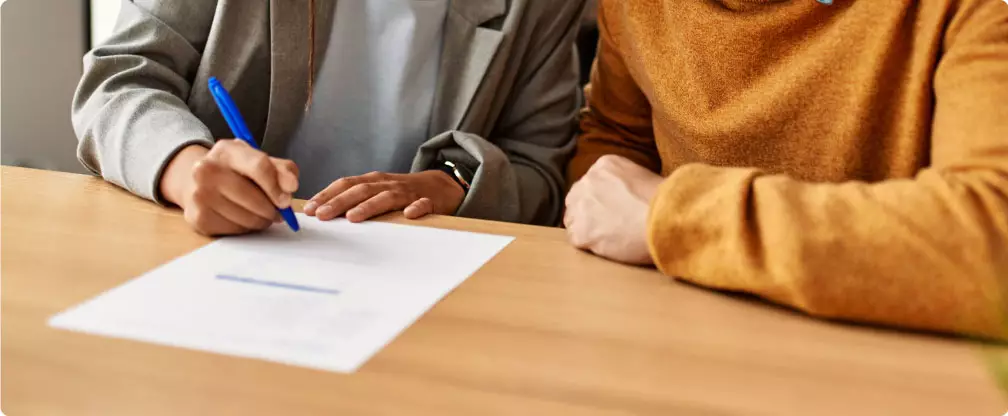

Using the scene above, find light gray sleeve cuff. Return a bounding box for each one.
[147,137,215,205]
[411,130,566,225]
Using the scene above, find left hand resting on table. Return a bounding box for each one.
[564,155,663,265]
[304,171,465,223]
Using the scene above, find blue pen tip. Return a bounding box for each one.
[281,209,300,232]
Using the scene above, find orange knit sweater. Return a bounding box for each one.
[570,0,1008,340]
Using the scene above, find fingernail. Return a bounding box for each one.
[317,205,332,217]
[278,193,291,208]
[346,209,360,221]
[304,200,318,212]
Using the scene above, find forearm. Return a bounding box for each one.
[569,108,662,183]
[412,130,569,225]
[71,0,215,202]
[567,0,659,185]
[73,84,215,203]
[465,160,562,226]
[408,1,583,225]
[648,163,1008,340]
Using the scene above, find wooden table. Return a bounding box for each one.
[2,166,1005,415]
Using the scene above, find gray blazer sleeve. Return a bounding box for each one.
[412,2,585,226]
[71,0,217,203]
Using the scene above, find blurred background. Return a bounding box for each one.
[1,0,120,173]
[0,0,596,175]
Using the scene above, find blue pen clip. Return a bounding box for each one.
[208,77,300,232]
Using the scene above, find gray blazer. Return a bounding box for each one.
[72,0,585,226]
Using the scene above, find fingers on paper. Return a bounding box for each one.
[404,198,435,220]
[346,190,418,223]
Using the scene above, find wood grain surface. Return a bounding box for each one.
[2,166,1005,415]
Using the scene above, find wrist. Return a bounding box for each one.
[430,168,465,195]
[159,144,209,207]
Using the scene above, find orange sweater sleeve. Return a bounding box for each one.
[567,2,661,184]
[648,1,1008,340]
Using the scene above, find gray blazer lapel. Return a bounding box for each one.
[261,0,336,155]
[428,0,507,136]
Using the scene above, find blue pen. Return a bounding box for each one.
[208,77,300,232]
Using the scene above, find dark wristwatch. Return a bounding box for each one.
[430,160,473,194]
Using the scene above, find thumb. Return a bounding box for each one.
[403,197,435,219]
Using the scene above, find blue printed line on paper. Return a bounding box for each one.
[215,274,340,295]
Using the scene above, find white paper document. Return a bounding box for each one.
[49,214,513,373]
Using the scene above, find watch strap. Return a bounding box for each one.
[430,160,471,194]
